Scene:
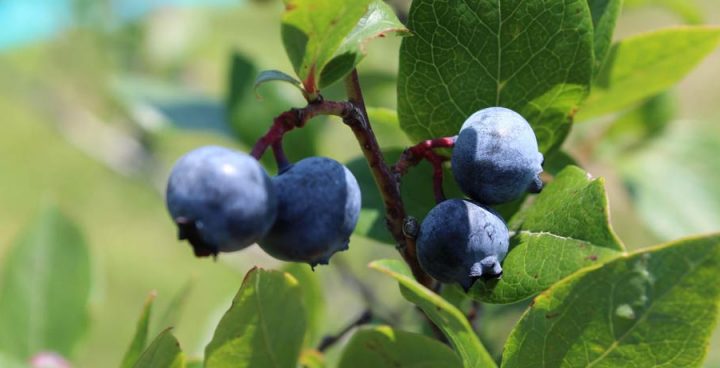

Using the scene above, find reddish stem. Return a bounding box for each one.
[250,102,351,162]
[343,70,434,287]
[271,140,290,171]
[393,136,456,176]
[424,152,447,204]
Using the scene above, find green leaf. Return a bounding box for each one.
[0,353,25,368]
[227,56,321,167]
[397,0,594,153]
[366,107,413,148]
[543,150,579,177]
[204,268,306,368]
[282,263,324,346]
[121,292,157,368]
[624,0,704,25]
[502,235,720,367]
[227,52,256,115]
[254,70,306,99]
[157,280,194,333]
[598,90,676,155]
[587,0,623,72]
[299,350,325,368]
[134,329,185,368]
[0,207,91,360]
[320,1,408,89]
[338,326,462,368]
[619,121,720,240]
[369,260,497,368]
[348,150,464,245]
[281,0,372,96]
[579,26,720,120]
[471,166,625,304]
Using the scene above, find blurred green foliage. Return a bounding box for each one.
[0,0,719,366]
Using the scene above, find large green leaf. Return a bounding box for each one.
[471,166,625,304]
[587,0,623,72]
[348,150,464,245]
[397,0,594,153]
[204,268,306,368]
[283,263,324,346]
[134,329,185,368]
[338,326,462,368]
[121,292,157,368]
[282,0,383,96]
[579,26,720,120]
[502,235,720,367]
[369,260,497,368]
[0,207,90,360]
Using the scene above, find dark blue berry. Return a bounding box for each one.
[451,107,544,205]
[259,157,361,267]
[166,146,277,257]
[417,199,509,291]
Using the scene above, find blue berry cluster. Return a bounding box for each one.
[417,107,544,291]
[166,146,361,267]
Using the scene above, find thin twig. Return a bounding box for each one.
[317,310,373,352]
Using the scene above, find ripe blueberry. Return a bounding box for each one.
[259,157,361,267]
[166,146,277,257]
[416,199,509,291]
[451,107,544,204]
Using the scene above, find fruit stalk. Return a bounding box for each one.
[393,136,456,176]
[342,69,433,287]
[250,101,350,160]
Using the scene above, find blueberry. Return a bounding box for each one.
[166,146,277,257]
[416,199,509,291]
[451,107,544,204]
[259,157,361,267]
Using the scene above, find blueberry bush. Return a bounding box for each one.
[1,1,720,367]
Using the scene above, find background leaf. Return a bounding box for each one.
[281,0,372,95]
[370,260,497,368]
[338,325,462,368]
[471,166,625,303]
[134,329,184,368]
[121,291,157,368]
[624,0,704,24]
[619,120,720,241]
[597,90,676,156]
[579,26,720,120]
[0,207,91,360]
[397,0,594,153]
[502,235,720,367]
[587,0,623,72]
[204,268,306,368]
[156,280,194,334]
[226,52,321,168]
[283,263,325,346]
